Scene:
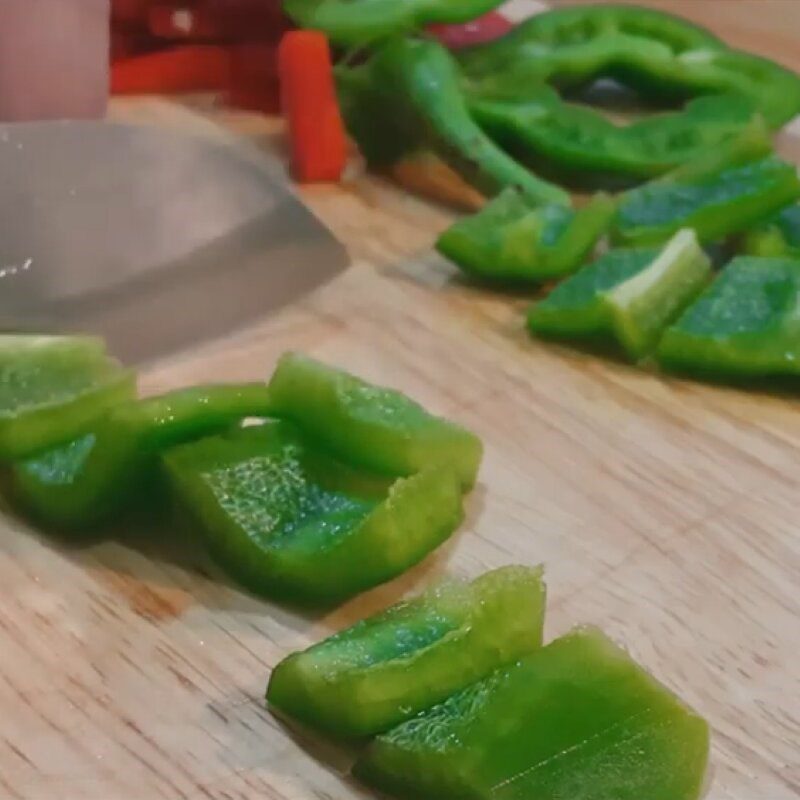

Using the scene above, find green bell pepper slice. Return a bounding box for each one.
[528,228,711,360]
[741,203,800,258]
[284,0,504,46]
[267,565,546,738]
[12,383,272,530]
[164,422,464,606]
[436,189,615,282]
[266,353,483,490]
[658,256,800,378]
[459,4,800,127]
[360,38,569,205]
[355,626,710,800]
[0,335,136,461]
[468,81,760,184]
[613,156,800,247]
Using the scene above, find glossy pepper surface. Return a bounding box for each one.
[355,626,710,800]
[658,256,800,378]
[164,421,464,606]
[741,203,800,258]
[458,4,800,127]
[267,565,546,737]
[284,0,504,46]
[436,189,615,282]
[12,383,272,530]
[613,156,800,247]
[266,353,483,489]
[0,335,135,461]
[528,229,711,360]
[344,38,569,205]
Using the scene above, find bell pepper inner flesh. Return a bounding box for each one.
[658,255,800,378]
[355,626,710,800]
[267,564,546,737]
[528,228,711,360]
[164,421,464,606]
[266,352,483,489]
[11,382,272,530]
[614,156,800,246]
[0,335,136,461]
[742,203,800,258]
[436,189,615,283]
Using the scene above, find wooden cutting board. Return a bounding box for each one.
[2,3,800,799]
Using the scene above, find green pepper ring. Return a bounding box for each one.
[457,5,800,182]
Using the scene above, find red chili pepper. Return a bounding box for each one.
[148,1,288,41]
[428,11,513,50]
[111,46,232,94]
[225,43,280,113]
[277,31,347,183]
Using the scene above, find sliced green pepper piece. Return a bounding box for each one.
[613,156,800,247]
[459,5,800,127]
[741,203,800,258]
[164,422,464,606]
[267,565,546,738]
[468,82,760,183]
[528,229,711,360]
[0,335,135,461]
[12,383,272,530]
[658,256,800,378]
[355,626,710,800]
[436,189,615,283]
[267,353,483,490]
[284,0,503,47]
[365,38,569,205]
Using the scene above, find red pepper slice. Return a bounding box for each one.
[148,1,288,41]
[428,11,513,50]
[111,45,232,94]
[277,31,347,183]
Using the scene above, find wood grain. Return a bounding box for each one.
[3,2,800,798]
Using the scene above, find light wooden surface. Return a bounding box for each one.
[3,3,800,799]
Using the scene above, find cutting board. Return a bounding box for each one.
[3,3,800,799]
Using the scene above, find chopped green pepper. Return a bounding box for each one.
[613,156,800,246]
[0,335,135,461]
[528,229,711,360]
[459,4,800,127]
[12,383,272,530]
[284,0,504,46]
[266,353,483,490]
[658,256,800,378]
[164,422,464,606]
[358,38,569,205]
[267,565,546,738]
[355,626,710,800]
[467,81,760,184]
[436,189,615,283]
[741,203,800,258]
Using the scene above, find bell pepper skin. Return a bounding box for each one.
[528,229,711,361]
[355,626,710,800]
[164,422,464,606]
[266,353,483,490]
[283,0,504,47]
[468,83,759,184]
[741,203,800,258]
[267,565,546,738]
[0,336,136,461]
[613,156,800,247]
[12,383,272,530]
[459,4,800,127]
[658,256,800,379]
[436,189,615,283]
[364,39,569,205]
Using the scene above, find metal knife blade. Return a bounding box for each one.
[0,120,348,363]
